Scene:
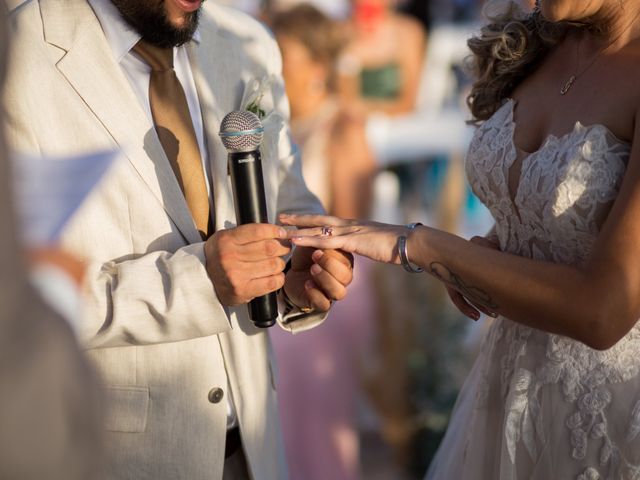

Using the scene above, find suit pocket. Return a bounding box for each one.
[104,386,150,433]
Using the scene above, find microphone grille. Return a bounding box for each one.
[219,110,264,153]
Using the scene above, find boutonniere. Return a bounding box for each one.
[240,76,284,152]
[242,76,273,120]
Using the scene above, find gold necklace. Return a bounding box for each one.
[559,37,598,95]
[560,11,640,95]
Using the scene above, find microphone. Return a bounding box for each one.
[219,111,278,328]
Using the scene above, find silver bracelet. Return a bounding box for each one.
[398,222,423,273]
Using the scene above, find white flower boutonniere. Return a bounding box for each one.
[242,76,273,120]
[240,76,284,148]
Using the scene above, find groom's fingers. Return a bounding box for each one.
[304,280,332,312]
[310,269,348,301]
[290,235,342,250]
[309,263,348,301]
[321,249,354,268]
[311,250,353,287]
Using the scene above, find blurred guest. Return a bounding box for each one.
[270,5,377,479]
[211,0,263,16]
[398,0,432,31]
[338,0,427,116]
[268,0,351,19]
[0,9,103,479]
[426,0,482,23]
[274,4,375,218]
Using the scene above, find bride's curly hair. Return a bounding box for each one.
[466,2,570,123]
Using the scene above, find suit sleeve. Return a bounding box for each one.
[80,243,232,348]
[4,103,232,349]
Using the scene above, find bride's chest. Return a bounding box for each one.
[465,100,629,231]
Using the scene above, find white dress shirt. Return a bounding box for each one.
[88,0,237,429]
[88,0,212,199]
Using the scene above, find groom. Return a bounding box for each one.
[4,0,353,478]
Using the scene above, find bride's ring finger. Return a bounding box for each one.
[288,225,360,238]
[279,213,350,228]
[286,227,330,238]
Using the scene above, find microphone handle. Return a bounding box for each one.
[228,150,278,328]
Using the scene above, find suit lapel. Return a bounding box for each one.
[40,0,202,245]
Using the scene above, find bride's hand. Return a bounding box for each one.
[280,213,408,265]
[446,235,499,321]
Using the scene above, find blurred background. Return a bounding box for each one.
[211,0,497,478]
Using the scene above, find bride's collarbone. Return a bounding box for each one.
[510,56,637,147]
[509,94,632,153]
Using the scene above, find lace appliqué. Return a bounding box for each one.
[465,99,640,479]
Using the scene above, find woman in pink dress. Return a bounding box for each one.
[269,5,377,479]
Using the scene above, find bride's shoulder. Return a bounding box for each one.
[620,39,640,75]
[609,43,640,115]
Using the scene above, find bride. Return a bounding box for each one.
[280,0,640,478]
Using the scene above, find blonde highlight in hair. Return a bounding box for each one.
[466,2,568,123]
[271,4,346,92]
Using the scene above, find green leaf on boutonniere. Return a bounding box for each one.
[243,76,273,120]
[246,100,266,119]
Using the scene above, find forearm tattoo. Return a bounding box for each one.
[428,262,499,310]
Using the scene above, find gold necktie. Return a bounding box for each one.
[133,40,211,239]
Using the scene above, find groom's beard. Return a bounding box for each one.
[110,0,201,48]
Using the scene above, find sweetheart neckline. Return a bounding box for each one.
[488,99,631,215]
[502,98,630,158]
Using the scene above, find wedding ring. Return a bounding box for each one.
[321,226,333,236]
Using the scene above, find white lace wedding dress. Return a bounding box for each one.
[425,99,640,480]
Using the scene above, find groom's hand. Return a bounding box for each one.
[284,247,354,312]
[204,224,291,306]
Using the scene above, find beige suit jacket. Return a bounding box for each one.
[5,1,325,478]
[0,6,103,477]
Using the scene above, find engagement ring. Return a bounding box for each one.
[321,226,333,236]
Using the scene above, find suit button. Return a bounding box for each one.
[208,387,224,404]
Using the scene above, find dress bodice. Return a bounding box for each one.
[466,99,629,266]
[427,100,640,480]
